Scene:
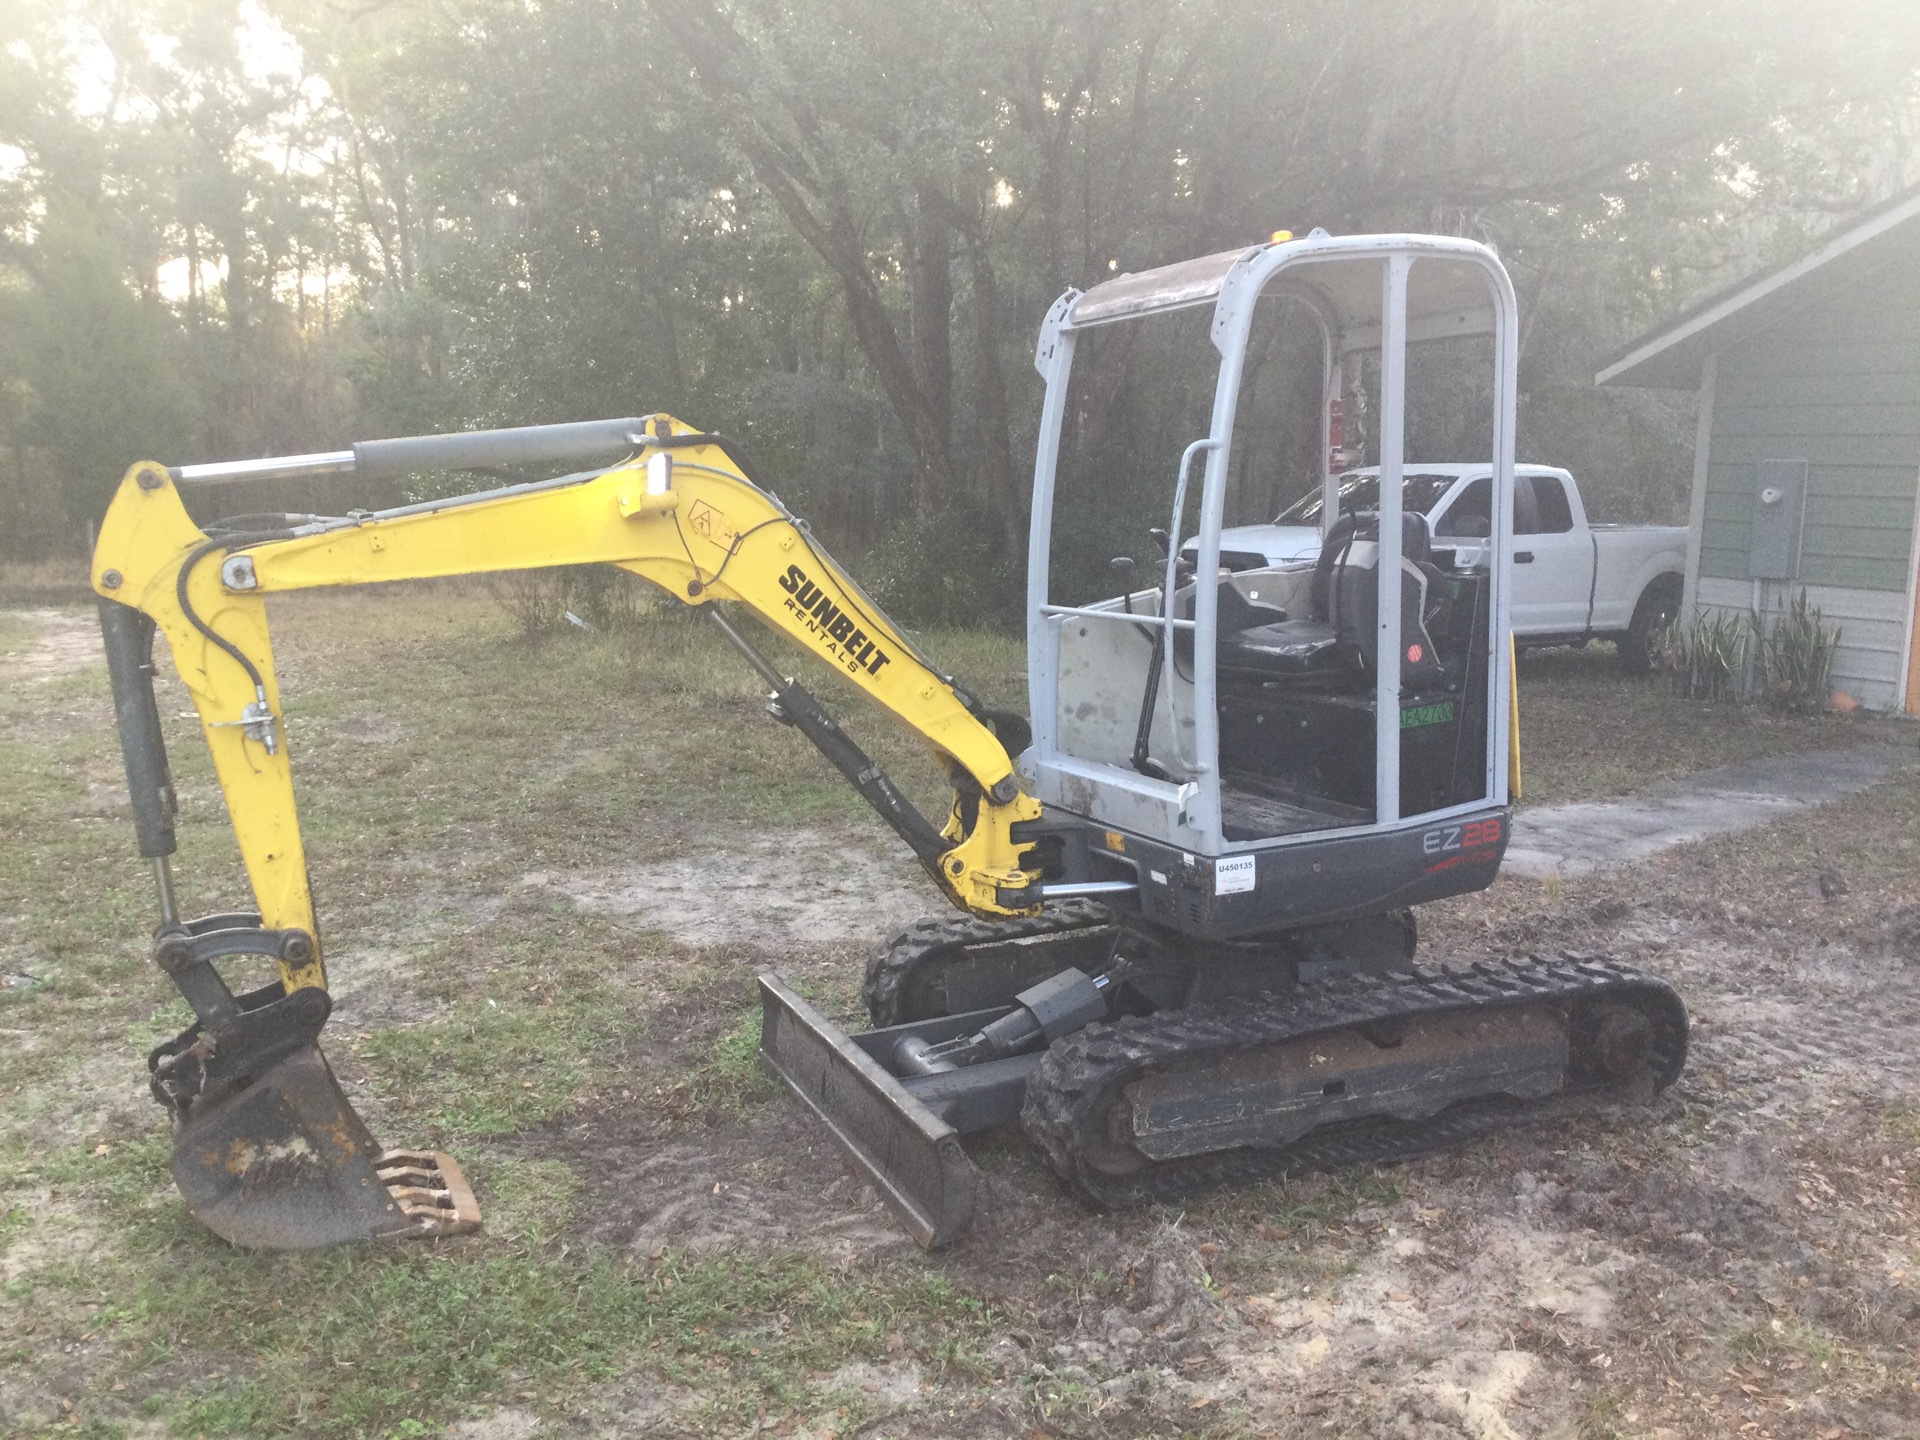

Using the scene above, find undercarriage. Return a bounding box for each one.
[759,905,1687,1245]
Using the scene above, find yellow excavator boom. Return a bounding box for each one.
[89,414,1043,1249]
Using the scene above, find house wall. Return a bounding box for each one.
[1686,249,1920,710]
[1696,256,1920,592]
[1693,576,1910,710]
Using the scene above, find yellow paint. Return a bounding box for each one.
[1507,631,1522,802]
[92,416,1045,997]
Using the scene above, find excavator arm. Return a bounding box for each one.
[89,414,1044,1250]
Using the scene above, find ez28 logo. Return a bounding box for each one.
[1421,817,1503,855]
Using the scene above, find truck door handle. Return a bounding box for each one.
[1514,551,1534,563]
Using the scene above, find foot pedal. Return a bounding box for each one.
[375,1150,482,1237]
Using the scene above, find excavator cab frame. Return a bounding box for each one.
[1020,233,1519,922]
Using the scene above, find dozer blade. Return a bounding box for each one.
[757,974,976,1249]
[169,1043,481,1251]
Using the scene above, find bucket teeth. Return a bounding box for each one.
[376,1150,482,1237]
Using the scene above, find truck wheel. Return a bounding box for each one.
[1619,577,1682,677]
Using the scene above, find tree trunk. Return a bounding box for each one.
[661,0,959,506]
[907,184,954,509]
[735,136,959,505]
[963,229,1021,552]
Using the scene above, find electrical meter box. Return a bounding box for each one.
[1750,458,1808,581]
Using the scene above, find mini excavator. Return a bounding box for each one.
[91,231,1688,1251]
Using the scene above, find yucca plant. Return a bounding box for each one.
[1670,608,1749,702]
[1752,589,1841,712]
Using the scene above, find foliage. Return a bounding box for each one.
[1666,608,1750,704]
[486,564,648,636]
[1752,589,1843,713]
[1662,591,1843,712]
[864,500,1025,629]
[2,0,1919,576]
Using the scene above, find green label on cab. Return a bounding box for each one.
[1400,700,1455,729]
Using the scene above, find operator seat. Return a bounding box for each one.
[1170,576,1291,669]
[1219,511,1445,689]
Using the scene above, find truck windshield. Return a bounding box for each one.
[1275,472,1460,525]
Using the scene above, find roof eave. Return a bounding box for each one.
[1596,186,1920,390]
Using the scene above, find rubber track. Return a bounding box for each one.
[863,899,1115,1026]
[1020,952,1688,1209]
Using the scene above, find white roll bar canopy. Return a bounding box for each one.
[1025,230,1519,856]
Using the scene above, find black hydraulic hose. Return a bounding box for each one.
[175,530,296,699]
[202,512,331,533]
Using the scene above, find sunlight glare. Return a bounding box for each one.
[157,254,226,303]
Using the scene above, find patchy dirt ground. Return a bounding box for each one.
[0,607,103,684]
[3,596,1917,1439]
[520,886,1920,1439]
[521,825,932,951]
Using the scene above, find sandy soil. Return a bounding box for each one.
[519,826,933,952]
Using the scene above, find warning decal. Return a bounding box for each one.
[686,499,735,548]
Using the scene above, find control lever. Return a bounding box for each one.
[1111,556,1136,613]
[1147,527,1195,586]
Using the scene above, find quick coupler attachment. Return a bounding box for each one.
[149,918,480,1250]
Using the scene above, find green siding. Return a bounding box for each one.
[1699,251,1920,591]
[1715,342,1920,381]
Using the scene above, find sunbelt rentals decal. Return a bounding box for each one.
[777,564,894,677]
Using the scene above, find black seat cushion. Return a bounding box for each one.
[1220,618,1348,675]
[1215,511,1444,685]
[1175,580,1290,667]
[1217,580,1288,632]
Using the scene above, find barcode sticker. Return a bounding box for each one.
[1215,855,1256,895]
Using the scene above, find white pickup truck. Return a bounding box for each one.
[1204,464,1687,673]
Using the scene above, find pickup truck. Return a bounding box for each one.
[1201,464,1687,674]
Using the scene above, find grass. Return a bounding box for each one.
[9,1129,1005,1437]
[1513,641,1905,806]
[0,582,1047,1435]
[0,556,91,608]
[2,577,1913,1437]
[0,584,1027,1435]
[659,1007,779,1122]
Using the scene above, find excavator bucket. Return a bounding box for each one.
[167,1042,480,1251]
[757,974,978,1249]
